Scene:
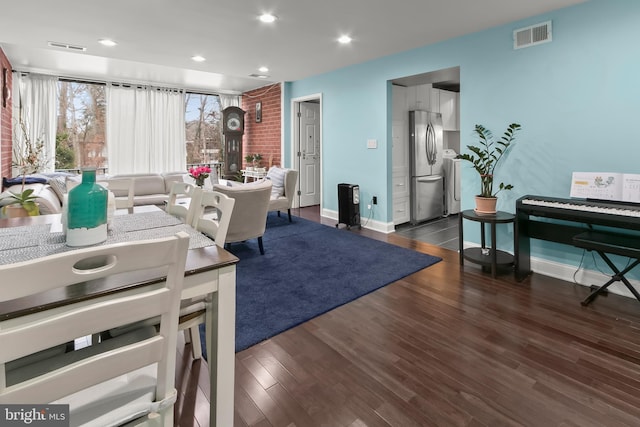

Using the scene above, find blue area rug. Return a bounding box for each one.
[202,212,441,354]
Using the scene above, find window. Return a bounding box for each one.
[56,80,107,172]
[184,93,222,167]
[55,85,222,173]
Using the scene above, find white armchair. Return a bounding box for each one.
[267,168,299,222]
[213,180,272,254]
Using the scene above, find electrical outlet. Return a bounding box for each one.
[372,196,377,205]
[367,204,372,210]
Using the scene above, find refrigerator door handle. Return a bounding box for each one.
[426,122,436,166]
[417,175,443,182]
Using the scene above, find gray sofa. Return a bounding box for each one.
[106,172,186,206]
[0,172,187,217]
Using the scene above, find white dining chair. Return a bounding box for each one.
[180,190,236,359]
[102,177,135,209]
[192,190,236,247]
[0,232,190,427]
[166,182,202,226]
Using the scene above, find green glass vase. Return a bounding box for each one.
[66,169,108,247]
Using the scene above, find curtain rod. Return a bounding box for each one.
[13,69,242,96]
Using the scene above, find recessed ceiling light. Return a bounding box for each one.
[258,66,269,73]
[259,13,277,23]
[191,55,206,62]
[98,39,117,47]
[338,35,352,44]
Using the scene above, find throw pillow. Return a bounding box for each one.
[266,167,286,198]
[48,176,68,201]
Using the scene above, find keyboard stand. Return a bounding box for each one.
[572,231,640,305]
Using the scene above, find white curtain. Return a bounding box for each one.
[14,73,57,174]
[106,84,186,174]
[219,94,240,109]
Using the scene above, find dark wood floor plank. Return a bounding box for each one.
[237,361,292,427]
[265,383,319,427]
[234,382,268,426]
[174,205,640,426]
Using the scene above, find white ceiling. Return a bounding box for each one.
[0,0,587,94]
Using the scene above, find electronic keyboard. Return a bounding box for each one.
[515,195,640,280]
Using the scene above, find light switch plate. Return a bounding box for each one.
[367,139,377,149]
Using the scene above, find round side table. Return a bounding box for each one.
[458,210,515,277]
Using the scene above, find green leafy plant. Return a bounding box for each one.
[244,153,263,167]
[459,123,521,198]
[3,189,40,215]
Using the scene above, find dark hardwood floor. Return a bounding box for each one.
[176,205,640,427]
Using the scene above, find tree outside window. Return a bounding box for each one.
[185,93,222,166]
[56,81,106,172]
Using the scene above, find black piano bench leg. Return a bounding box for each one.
[581,255,640,306]
[582,279,615,306]
[588,284,608,295]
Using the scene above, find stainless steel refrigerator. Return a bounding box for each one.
[409,110,444,224]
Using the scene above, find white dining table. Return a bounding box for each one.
[0,206,238,427]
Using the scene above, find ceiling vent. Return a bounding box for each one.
[513,21,552,49]
[47,41,87,52]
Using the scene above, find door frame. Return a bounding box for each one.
[290,93,323,211]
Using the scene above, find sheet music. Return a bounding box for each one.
[623,174,640,203]
[570,172,640,202]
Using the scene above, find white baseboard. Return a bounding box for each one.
[322,209,394,233]
[530,255,638,299]
[462,241,638,300]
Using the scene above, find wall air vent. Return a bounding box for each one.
[47,41,87,52]
[513,21,552,50]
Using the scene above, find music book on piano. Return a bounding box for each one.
[570,172,640,203]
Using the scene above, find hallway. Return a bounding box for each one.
[394,214,460,251]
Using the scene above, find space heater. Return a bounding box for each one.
[337,183,361,229]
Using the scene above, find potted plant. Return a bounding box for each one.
[1,118,48,218]
[252,153,263,168]
[459,123,521,214]
[244,154,255,170]
[244,153,263,170]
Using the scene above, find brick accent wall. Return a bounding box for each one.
[241,83,281,169]
[0,47,12,179]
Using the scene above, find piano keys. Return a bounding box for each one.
[515,195,640,281]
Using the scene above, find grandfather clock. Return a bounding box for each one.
[222,106,245,179]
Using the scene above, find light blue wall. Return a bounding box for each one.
[284,0,640,269]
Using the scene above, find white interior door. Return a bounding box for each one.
[299,102,320,207]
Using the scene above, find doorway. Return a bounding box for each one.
[291,95,322,210]
[390,66,461,250]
